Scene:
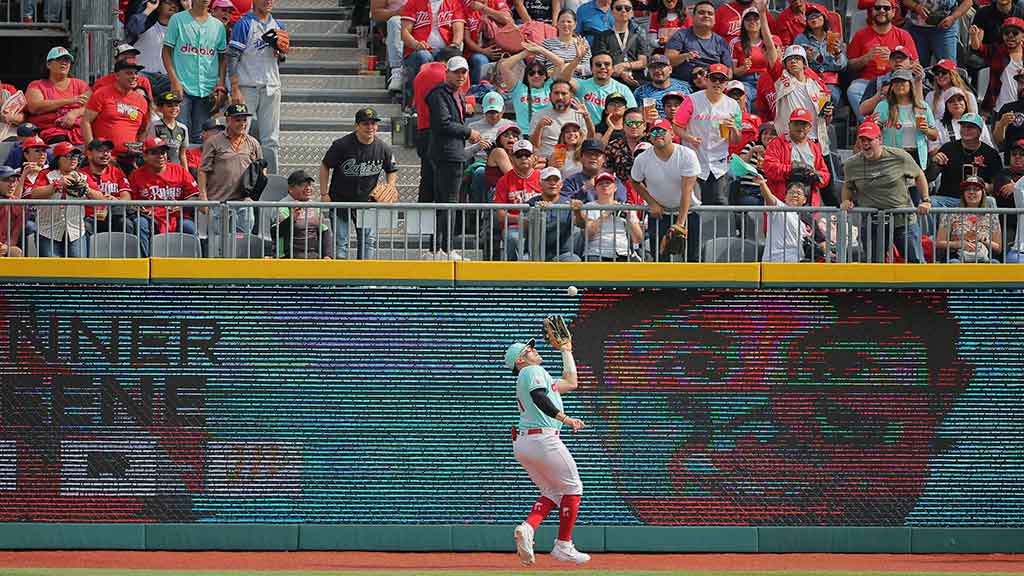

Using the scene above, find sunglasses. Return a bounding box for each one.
[934,68,951,75]
[692,70,707,77]
[649,127,668,136]
[872,4,893,10]
[513,151,533,158]
[624,119,645,127]
[1005,29,1022,37]
[527,68,547,76]
[708,75,727,83]
[613,4,633,10]
[593,61,613,68]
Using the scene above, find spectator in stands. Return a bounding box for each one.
[148,91,190,169]
[763,40,834,170]
[271,170,334,260]
[973,0,1024,47]
[725,80,761,155]
[82,59,150,152]
[529,79,593,158]
[494,139,542,260]
[592,0,649,88]
[606,107,648,183]
[856,44,925,117]
[128,136,200,256]
[468,121,519,203]
[4,123,53,169]
[548,121,585,177]
[114,141,145,177]
[199,103,261,253]
[1009,178,1024,263]
[793,6,847,107]
[229,0,287,175]
[93,44,156,101]
[664,0,730,89]
[319,108,398,260]
[27,142,88,257]
[672,63,741,206]
[754,176,819,262]
[539,10,592,78]
[513,0,558,23]
[497,41,566,133]
[25,47,91,145]
[426,56,479,260]
[993,139,1024,242]
[372,0,410,93]
[846,0,918,122]
[412,46,463,229]
[163,0,229,144]
[873,69,938,191]
[774,0,827,46]
[631,118,700,260]
[661,90,686,123]
[81,139,134,241]
[561,50,638,125]
[994,69,1024,160]
[212,0,236,28]
[762,108,830,205]
[576,170,642,260]
[634,54,689,117]
[925,60,977,120]
[841,121,930,263]
[903,0,970,67]
[523,167,584,261]
[928,112,1002,205]
[563,138,628,201]
[0,166,25,257]
[935,177,1002,262]
[576,0,615,45]
[186,116,224,172]
[466,93,514,164]
[729,6,777,106]
[400,0,465,105]
[463,0,514,86]
[127,0,182,98]
[596,92,629,144]
[933,88,994,149]
[714,0,772,42]
[649,0,690,48]
[21,0,63,23]
[17,137,49,195]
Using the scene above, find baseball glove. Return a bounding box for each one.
[665,223,688,256]
[543,315,572,349]
[275,30,291,54]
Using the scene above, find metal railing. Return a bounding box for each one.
[0,0,67,27]
[70,0,119,84]
[3,199,1023,263]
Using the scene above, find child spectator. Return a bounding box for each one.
[148,91,190,169]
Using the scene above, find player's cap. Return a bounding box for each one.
[355,107,382,123]
[52,141,79,158]
[86,138,115,151]
[46,46,73,62]
[891,45,911,58]
[142,136,170,152]
[157,90,183,105]
[725,80,745,94]
[933,59,957,72]
[580,138,605,153]
[782,44,807,63]
[482,91,505,113]
[661,90,686,102]
[606,92,628,105]
[958,112,984,130]
[960,176,986,192]
[856,120,881,139]
[504,338,536,369]
[447,56,470,72]
[650,118,673,132]
[21,136,48,150]
[512,139,534,155]
[595,171,616,185]
[707,63,731,79]
[288,169,315,187]
[114,43,141,58]
[540,166,562,180]
[1002,16,1024,32]
[16,122,40,138]
[789,108,814,124]
[202,116,227,131]
[0,165,18,179]
[648,54,671,68]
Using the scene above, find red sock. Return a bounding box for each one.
[525,496,557,529]
[557,494,581,541]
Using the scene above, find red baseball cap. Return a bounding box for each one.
[142,136,169,152]
[52,142,78,157]
[22,136,47,150]
[789,108,814,124]
[651,118,673,132]
[708,63,732,79]
[857,121,882,139]
[891,45,911,58]
[1011,139,1024,150]
[594,172,616,184]
[934,59,957,72]
[1003,17,1024,31]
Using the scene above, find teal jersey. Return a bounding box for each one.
[575,77,638,126]
[163,11,228,97]
[516,364,564,432]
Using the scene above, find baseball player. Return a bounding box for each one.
[504,316,590,565]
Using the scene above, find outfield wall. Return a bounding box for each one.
[0,261,1023,551]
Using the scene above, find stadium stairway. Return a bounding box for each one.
[276,0,420,204]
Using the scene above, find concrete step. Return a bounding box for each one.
[277,19,352,35]
[281,88,393,104]
[281,102,402,130]
[280,74,385,90]
[291,32,358,47]
[280,61,367,75]
[275,0,345,8]
[287,46,365,63]
[275,8,352,21]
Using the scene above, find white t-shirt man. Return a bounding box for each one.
[675,90,741,180]
[629,144,701,208]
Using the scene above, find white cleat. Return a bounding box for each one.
[513,522,535,565]
[388,68,404,92]
[550,539,591,564]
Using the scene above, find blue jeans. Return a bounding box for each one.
[334,214,378,260]
[179,92,213,145]
[847,79,871,123]
[504,227,523,261]
[22,0,63,22]
[828,84,842,107]
[37,234,83,257]
[468,52,490,86]
[207,205,254,257]
[872,220,924,263]
[134,215,197,257]
[739,74,759,113]
[907,23,958,67]
[1006,249,1024,263]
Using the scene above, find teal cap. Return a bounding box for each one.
[482,91,505,113]
[958,112,984,131]
[504,338,535,369]
[46,46,73,62]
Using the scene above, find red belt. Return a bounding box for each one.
[527,428,558,436]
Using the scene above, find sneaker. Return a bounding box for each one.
[388,68,404,92]
[550,539,590,564]
[513,522,535,565]
[446,250,468,261]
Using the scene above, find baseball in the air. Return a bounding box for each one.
[567,285,578,296]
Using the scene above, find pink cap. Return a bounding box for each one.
[594,172,616,184]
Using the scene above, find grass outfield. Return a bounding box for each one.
[2,565,1024,569]
[0,571,1021,576]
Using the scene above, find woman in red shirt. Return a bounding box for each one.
[24,47,91,145]
[729,6,781,110]
[648,0,691,47]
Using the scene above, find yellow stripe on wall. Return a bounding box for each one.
[454,262,761,286]
[149,258,456,283]
[0,258,150,280]
[762,263,1024,286]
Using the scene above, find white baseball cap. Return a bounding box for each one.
[725,80,746,94]
[512,139,534,154]
[447,56,470,71]
[783,45,807,62]
[540,166,562,180]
